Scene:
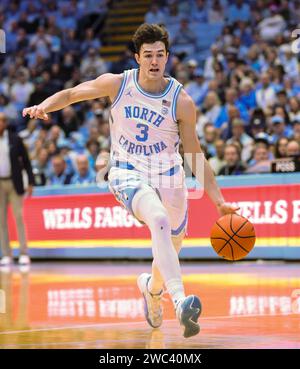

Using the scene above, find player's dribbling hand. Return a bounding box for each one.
[22,105,48,120]
[217,202,240,216]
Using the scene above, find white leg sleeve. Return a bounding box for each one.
[132,186,185,305]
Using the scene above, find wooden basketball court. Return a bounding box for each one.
[0,261,299,348]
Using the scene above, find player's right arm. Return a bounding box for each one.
[22,73,122,120]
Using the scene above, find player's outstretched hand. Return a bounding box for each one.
[22,105,48,120]
[217,202,240,216]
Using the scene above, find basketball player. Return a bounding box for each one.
[23,24,238,338]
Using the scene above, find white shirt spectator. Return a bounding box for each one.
[11,80,34,106]
[255,86,277,110]
[258,14,286,42]
[29,28,52,59]
[279,46,299,80]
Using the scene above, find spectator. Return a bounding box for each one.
[239,77,257,110]
[269,115,293,143]
[0,112,34,267]
[286,140,300,157]
[80,48,107,81]
[227,0,251,24]
[56,4,77,32]
[288,97,300,122]
[246,145,271,173]
[208,139,226,175]
[292,116,300,142]
[226,118,254,162]
[204,44,225,80]
[185,68,209,107]
[258,5,286,41]
[208,0,224,24]
[86,139,100,170]
[191,0,208,23]
[27,77,49,107]
[218,143,246,175]
[215,88,249,129]
[48,155,73,185]
[63,29,81,57]
[202,91,222,127]
[200,123,218,158]
[164,2,183,26]
[58,106,80,138]
[80,28,101,56]
[47,125,65,147]
[71,154,96,185]
[274,136,289,158]
[171,18,197,56]
[276,90,289,111]
[144,4,166,25]
[255,72,277,111]
[110,48,138,74]
[29,26,52,59]
[31,147,50,186]
[10,68,35,112]
[278,44,299,80]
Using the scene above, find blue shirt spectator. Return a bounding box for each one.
[185,69,209,107]
[71,154,96,185]
[215,88,249,128]
[48,155,73,185]
[270,116,294,143]
[227,0,251,23]
[191,0,208,23]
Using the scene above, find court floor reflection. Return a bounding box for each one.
[0,261,299,348]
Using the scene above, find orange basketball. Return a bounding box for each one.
[210,214,256,261]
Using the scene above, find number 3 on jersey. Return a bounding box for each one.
[135,123,149,142]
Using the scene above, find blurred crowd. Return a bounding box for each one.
[0,0,300,186]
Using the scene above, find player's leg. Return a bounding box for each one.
[148,231,185,294]
[132,186,186,305]
[133,187,201,337]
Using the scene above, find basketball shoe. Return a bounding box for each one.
[176,295,202,338]
[137,273,163,328]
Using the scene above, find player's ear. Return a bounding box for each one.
[166,51,169,63]
[135,53,140,65]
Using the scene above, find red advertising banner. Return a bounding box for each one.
[7,184,300,248]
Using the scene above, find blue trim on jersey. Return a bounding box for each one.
[115,161,135,170]
[160,165,180,176]
[111,70,128,108]
[172,84,183,123]
[133,69,174,98]
[171,209,188,236]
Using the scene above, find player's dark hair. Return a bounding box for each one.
[132,23,169,54]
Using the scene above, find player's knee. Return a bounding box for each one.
[151,210,170,231]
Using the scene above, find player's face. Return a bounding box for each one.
[135,41,168,80]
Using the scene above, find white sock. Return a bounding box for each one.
[165,278,185,308]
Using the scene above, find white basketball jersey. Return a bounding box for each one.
[110,68,183,174]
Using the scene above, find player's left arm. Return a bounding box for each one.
[177,89,239,216]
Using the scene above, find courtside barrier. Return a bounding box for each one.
[5,173,300,260]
